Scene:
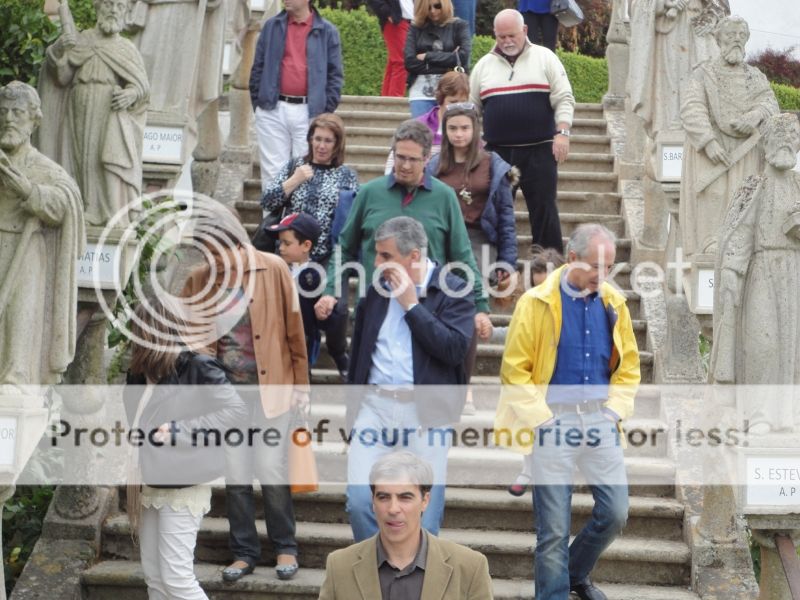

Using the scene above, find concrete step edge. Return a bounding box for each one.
[102,518,690,564]
[81,560,700,599]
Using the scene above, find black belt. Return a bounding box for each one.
[278,94,308,104]
[549,399,605,415]
[372,387,415,403]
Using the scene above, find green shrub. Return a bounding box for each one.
[470,35,494,70]
[0,2,58,87]
[3,486,54,596]
[772,82,800,111]
[556,50,608,104]
[319,7,385,96]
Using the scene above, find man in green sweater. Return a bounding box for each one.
[314,119,492,339]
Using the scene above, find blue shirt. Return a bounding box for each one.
[547,277,612,404]
[518,0,552,14]
[368,259,435,386]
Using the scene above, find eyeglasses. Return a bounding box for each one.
[395,154,426,165]
[429,3,442,9]
[444,102,477,113]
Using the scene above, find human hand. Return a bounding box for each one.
[384,266,418,310]
[730,112,761,136]
[153,422,171,444]
[111,86,138,111]
[704,139,731,167]
[0,153,33,200]
[314,295,338,320]
[553,134,569,164]
[291,389,310,416]
[416,53,426,61]
[475,312,492,341]
[293,164,314,183]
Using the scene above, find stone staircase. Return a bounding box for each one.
[79,96,696,599]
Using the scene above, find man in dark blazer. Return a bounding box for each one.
[319,452,493,600]
[345,216,475,541]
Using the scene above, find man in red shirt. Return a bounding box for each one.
[249,0,343,188]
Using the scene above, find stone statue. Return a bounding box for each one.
[128,0,226,129]
[0,82,85,386]
[679,15,779,256]
[38,0,149,227]
[629,0,728,138]
[711,113,800,431]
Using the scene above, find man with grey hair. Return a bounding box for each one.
[0,81,84,386]
[680,15,779,256]
[319,452,493,599]
[495,223,640,600]
[343,216,475,542]
[317,119,492,339]
[470,8,575,253]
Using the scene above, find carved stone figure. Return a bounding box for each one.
[679,15,779,256]
[629,0,728,137]
[129,0,226,128]
[0,82,85,386]
[39,0,149,227]
[711,113,800,430]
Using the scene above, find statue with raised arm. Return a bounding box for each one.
[629,0,728,138]
[0,82,85,387]
[39,0,149,227]
[711,113,800,431]
[679,15,779,256]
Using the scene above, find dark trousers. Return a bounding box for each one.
[523,11,559,51]
[489,142,564,253]
[225,397,297,564]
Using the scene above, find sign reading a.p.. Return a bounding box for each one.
[745,454,800,511]
[77,243,122,289]
[142,126,183,164]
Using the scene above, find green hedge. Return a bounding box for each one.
[772,82,800,111]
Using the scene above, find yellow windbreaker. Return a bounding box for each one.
[494,265,641,453]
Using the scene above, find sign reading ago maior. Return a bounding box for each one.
[142,126,184,164]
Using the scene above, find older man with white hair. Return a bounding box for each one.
[496,224,640,600]
[469,8,575,253]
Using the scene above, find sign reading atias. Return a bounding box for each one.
[745,454,800,511]
[76,243,122,289]
[142,126,183,164]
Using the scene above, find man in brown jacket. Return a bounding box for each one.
[181,205,309,582]
[318,452,493,600]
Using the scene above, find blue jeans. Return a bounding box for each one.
[452,0,476,38]
[409,99,437,118]
[346,394,452,541]
[531,410,628,599]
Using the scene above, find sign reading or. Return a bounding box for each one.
[0,416,17,467]
[142,126,184,163]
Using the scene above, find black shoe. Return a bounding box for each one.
[222,561,255,582]
[333,353,349,380]
[276,562,299,580]
[570,580,608,600]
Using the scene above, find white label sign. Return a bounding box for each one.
[142,126,184,164]
[696,268,714,312]
[223,42,232,75]
[746,455,800,509]
[660,144,683,181]
[0,417,17,467]
[249,0,265,9]
[77,242,122,289]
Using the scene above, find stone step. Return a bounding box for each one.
[100,517,689,584]
[571,117,608,136]
[516,190,620,216]
[343,127,611,154]
[334,109,413,129]
[556,171,618,193]
[204,484,683,539]
[518,211,625,237]
[302,403,668,458]
[336,96,603,118]
[558,152,615,174]
[82,560,700,600]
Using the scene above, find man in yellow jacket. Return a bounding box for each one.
[495,224,640,600]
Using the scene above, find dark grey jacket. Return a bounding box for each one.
[403,17,471,89]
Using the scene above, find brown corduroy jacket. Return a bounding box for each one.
[181,246,309,417]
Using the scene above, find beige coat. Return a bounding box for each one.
[181,247,309,417]
[318,532,493,600]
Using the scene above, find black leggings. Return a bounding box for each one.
[522,11,559,52]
